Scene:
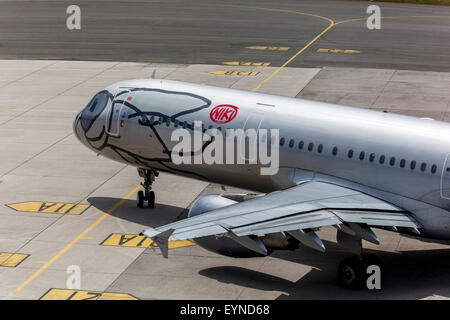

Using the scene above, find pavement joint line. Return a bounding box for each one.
[236,256,268,300]
[12,184,141,295]
[0,61,121,127]
[0,60,57,90]
[371,69,397,109]
[0,132,74,179]
[228,65,258,88]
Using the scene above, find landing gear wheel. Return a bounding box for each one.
[137,191,144,208]
[137,168,158,209]
[338,256,364,289]
[338,254,382,289]
[148,191,155,208]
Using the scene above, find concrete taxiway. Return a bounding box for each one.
[0,60,449,300]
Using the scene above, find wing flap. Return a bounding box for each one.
[142,181,421,257]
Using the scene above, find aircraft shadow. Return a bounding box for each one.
[87,196,450,300]
[200,243,450,300]
[87,196,189,227]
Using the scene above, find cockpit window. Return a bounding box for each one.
[80,91,110,131]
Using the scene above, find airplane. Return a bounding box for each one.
[73,77,450,288]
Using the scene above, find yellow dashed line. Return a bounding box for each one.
[209,70,260,76]
[246,46,290,51]
[222,61,271,66]
[317,48,361,54]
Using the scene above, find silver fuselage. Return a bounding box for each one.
[73,79,450,240]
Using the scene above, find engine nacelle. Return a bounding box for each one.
[188,194,298,258]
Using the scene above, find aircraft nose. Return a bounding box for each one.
[73,111,82,141]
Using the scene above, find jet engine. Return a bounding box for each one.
[188,194,299,258]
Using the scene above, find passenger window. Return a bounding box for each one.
[289,139,294,148]
[359,152,365,160]
[318,144,323,153]
[431,164,437,174]
[390,157,396,166]
[308,143,314,151]
[400,159,406,168]
[421,162,427,172]
[280,137,285,146]
[348,149,354,158]
[379,155,385,164]
[369,153,375,162]
[298,141,304,150]
[332,147,338,156]
[166,118,170,126]
[410,160,416,170]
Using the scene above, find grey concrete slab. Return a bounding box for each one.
[0,267,122,300]
[0,215,56,242]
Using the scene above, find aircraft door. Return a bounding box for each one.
[241,112,264,164]
[106,89,131,137]
[441,153,450,199]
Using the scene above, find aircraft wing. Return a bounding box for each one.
[142,181,421,257]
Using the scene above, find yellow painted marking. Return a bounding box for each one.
[246,46,290,51]
[6,202,90,215]
[317,48,361,54]
[0,253,29,267]
[101,233,195,250]
[40,288,138,300]
[209,70,260,76]
[252,21,335,92]
[13,185,141,295]
[222,61,271,66]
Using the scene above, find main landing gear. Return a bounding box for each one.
[137,168,158,209]
[335,228,382,289]
[337,253,382,289]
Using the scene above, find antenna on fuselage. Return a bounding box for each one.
[151,69,156,79]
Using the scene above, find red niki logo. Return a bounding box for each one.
[210,104,239,124]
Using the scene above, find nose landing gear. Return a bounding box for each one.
[137,168,158,208]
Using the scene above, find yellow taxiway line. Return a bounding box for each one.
[252,21,335,92]
[13,185,141,295]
